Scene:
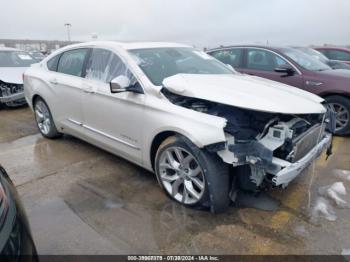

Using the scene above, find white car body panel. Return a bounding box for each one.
[163,74,326,114]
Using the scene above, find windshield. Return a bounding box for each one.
[280,48,331,71]
[31,52,45,59]
[0,51,37,67]
[129,47,233,86]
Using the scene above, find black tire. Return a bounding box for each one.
[325,95,350,135]
[155,135,230,213]
[33,97,62,139]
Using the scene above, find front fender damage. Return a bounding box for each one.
[162,87,335,191]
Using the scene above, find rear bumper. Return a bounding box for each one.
[0,92,25,103]
[271,133,332,186]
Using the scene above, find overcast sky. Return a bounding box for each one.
[0,0,349,48]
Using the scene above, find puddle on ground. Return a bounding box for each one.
[319,182,350,208]
[310,197,337,223]
[334,169,350,182]
[293,224,309,238]
[310,178,350,224]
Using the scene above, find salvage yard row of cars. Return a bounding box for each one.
[0,41,349,256]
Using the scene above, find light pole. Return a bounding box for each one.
[64,23,71,42]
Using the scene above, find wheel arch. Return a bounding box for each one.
[320,92,350,100]
[32,94,42,107]
[150,131,183,171]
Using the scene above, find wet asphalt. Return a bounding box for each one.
[1,106,350,255]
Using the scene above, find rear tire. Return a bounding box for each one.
[34,97,62,139]
[155,135,230,213]
[325,95,350,135]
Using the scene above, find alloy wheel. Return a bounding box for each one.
[35,101,52,135]
[158,147,205,205]
[329,102,350,132]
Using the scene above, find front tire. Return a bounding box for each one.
[326,95,350,135]
[34,98,62,139]
[155,135,230,213]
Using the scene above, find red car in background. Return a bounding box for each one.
[207,46,350,135]
[315,47,350,65]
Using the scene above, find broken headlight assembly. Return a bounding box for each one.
[0,80,26,106]
[163,88,334,190]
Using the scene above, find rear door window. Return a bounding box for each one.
[57,48,89,77]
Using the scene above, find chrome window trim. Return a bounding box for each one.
[209,47,302,75]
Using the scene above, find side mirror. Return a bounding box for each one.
[274,66,295,77]
[110,75,144,94]
[110,75,131,93]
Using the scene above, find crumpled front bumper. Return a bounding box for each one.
[0,91,25,103]
[271,133,332,187]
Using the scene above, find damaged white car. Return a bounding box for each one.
[23,42,335,213]
[0,47,36,107]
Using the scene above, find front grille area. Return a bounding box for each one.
[292,124,325,162]
[0,83,24,98]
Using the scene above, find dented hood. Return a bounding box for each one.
[162,74,326,114]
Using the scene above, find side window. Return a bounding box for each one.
[246,49,287,71]
[327,50,350,61]
[47,54,61,71]
[57,48,89,77]
[274,56,288,67]
[106,53,136,83]
[317,49,327,56]
[210,49,243,68]
[85,48,112,82]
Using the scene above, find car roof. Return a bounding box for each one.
[207,45,288,53]
[62,41,192,51]
[315,46,350,52]
[0,47,22,52]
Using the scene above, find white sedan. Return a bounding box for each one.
[24,41,333,213]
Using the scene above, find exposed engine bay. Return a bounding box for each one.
[163,88,335,189]
[0,81,26,107]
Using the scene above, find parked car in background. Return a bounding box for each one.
[28,51,46,62]
[315,47,350,65]
[0,165,38,260]
[24,41,333,213]
[0,47,37,107]
[294,47,350,70]
[208,45,350,135]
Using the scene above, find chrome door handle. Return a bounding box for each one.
[305,80,323,87]
[49,79,58,85]
[83,88,95,94]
